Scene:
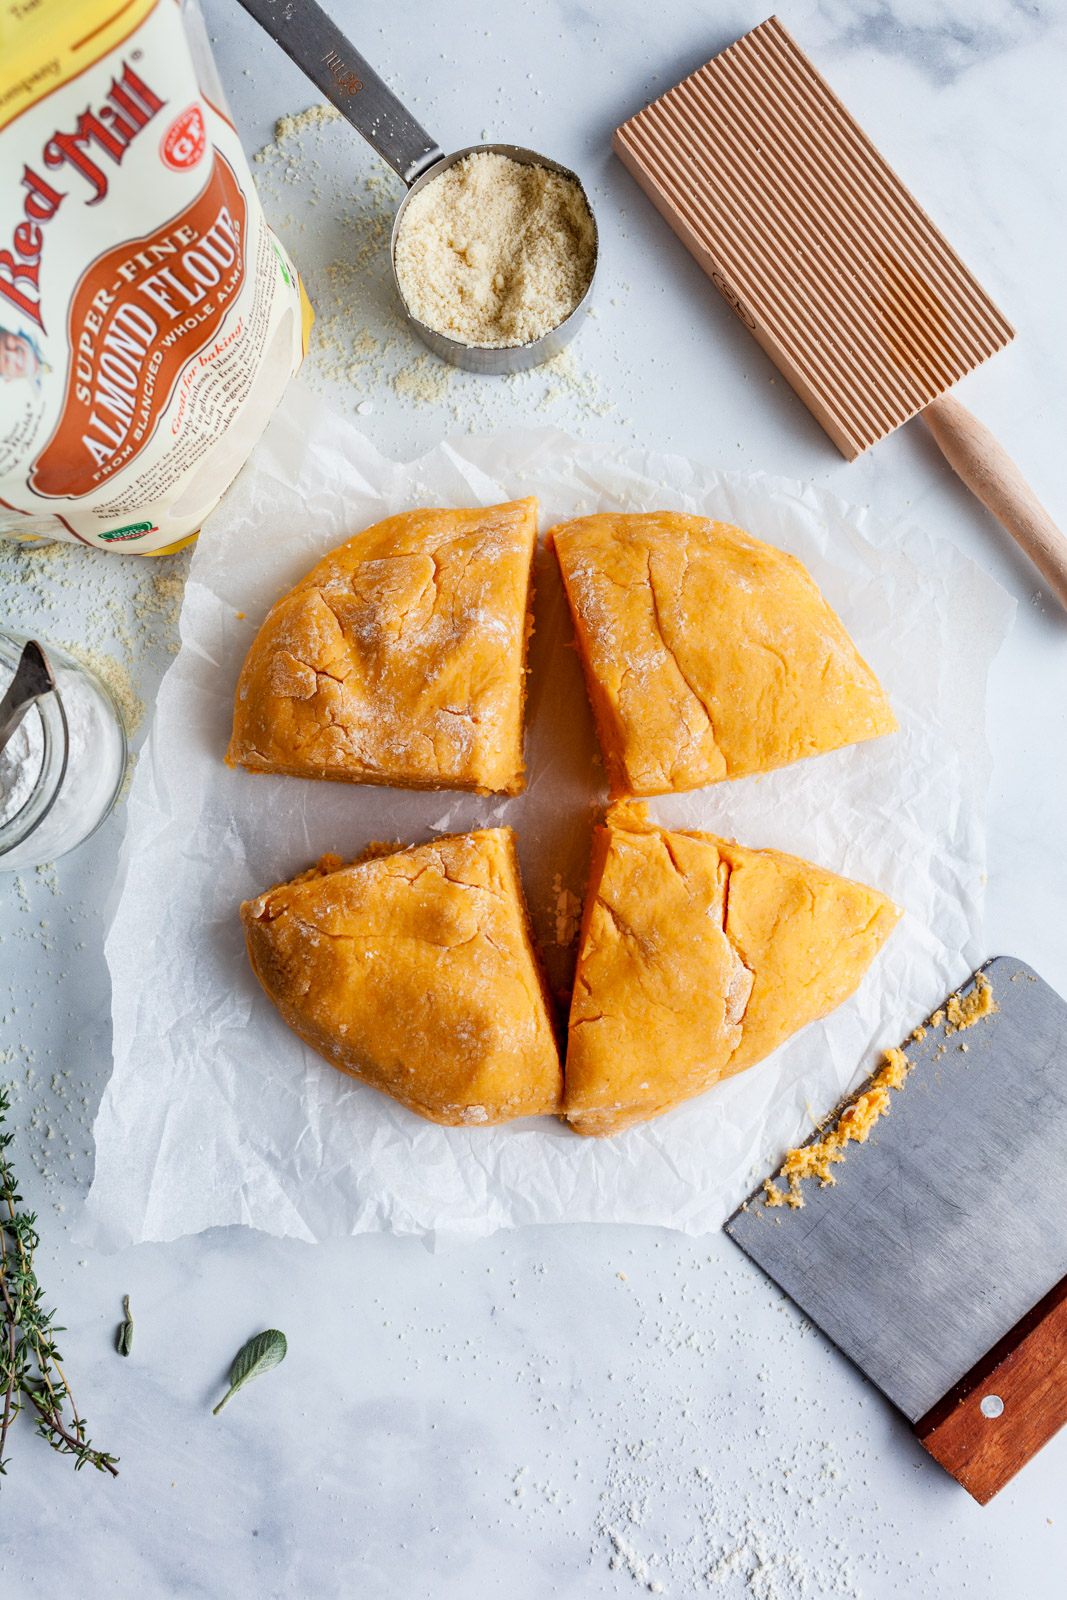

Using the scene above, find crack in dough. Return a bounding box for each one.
[241,828,563,1127]
[563,803,902,1136]
[228,500,538,795]
[550,511,897,798]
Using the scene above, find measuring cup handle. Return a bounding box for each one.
[235,0,443,185]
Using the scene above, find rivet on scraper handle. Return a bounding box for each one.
[913,1272,1067,1505]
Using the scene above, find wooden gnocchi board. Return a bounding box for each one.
[613,15,1014,461]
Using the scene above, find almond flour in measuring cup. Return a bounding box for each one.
[394,152,595,349]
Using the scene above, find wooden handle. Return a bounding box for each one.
[920,395,1067,610]
[914,1273,1067,1503]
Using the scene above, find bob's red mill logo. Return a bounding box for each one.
[0,61,250,499]
[0,62,165,331]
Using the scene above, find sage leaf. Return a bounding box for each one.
[116,1295,133,1357]
[212,1329,287,1415]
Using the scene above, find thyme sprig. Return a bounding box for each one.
[0,1088,118,1480]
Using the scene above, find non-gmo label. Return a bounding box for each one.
[271,239,292,287]
[99,521,156,542]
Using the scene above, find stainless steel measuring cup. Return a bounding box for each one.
[236,0,599,374]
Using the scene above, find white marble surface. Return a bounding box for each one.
[2,1,1066,1594]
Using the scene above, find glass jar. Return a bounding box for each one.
[0,633,127,871]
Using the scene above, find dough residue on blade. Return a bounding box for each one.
[763,970,999,1210]
[763,1047,912,1210]
[944,971,997,1033]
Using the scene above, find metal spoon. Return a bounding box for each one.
[235,0,598,373]
[0,640,54,760]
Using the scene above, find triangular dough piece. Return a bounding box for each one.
[564,804,902,1136]
[228,499,538,795]
[242,829,562,1127]
[550,512,897,797]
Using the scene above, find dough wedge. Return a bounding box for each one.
[564,803,902,1136]
[242,829,562,1127]
[550,512,897,797]
[228,499,538,795]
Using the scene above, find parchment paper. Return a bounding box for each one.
[82,382,1014,1249]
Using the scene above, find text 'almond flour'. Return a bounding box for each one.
[0,0,311,554]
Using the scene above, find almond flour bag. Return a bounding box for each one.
[0,0,311,553]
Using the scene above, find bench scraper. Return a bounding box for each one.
[725,957,1067,1503]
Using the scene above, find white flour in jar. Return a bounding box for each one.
[0,656,126,866]
[0,709,44,825]
[41,667,127,859]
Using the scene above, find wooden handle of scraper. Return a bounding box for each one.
[921,395,1067,611]
[913,1272,1067,1504]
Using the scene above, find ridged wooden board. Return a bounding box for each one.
[613,15,1015,460]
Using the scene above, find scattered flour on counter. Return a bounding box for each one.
[392,352,456,407]
[488,1249,938,1600]
[595,1430,865,1598]
[248,105,622,433]
[1,540,188,734]
[270,102,344,142]
[58,641,144,737]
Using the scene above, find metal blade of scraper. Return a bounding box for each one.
[725,957,1067,1503]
